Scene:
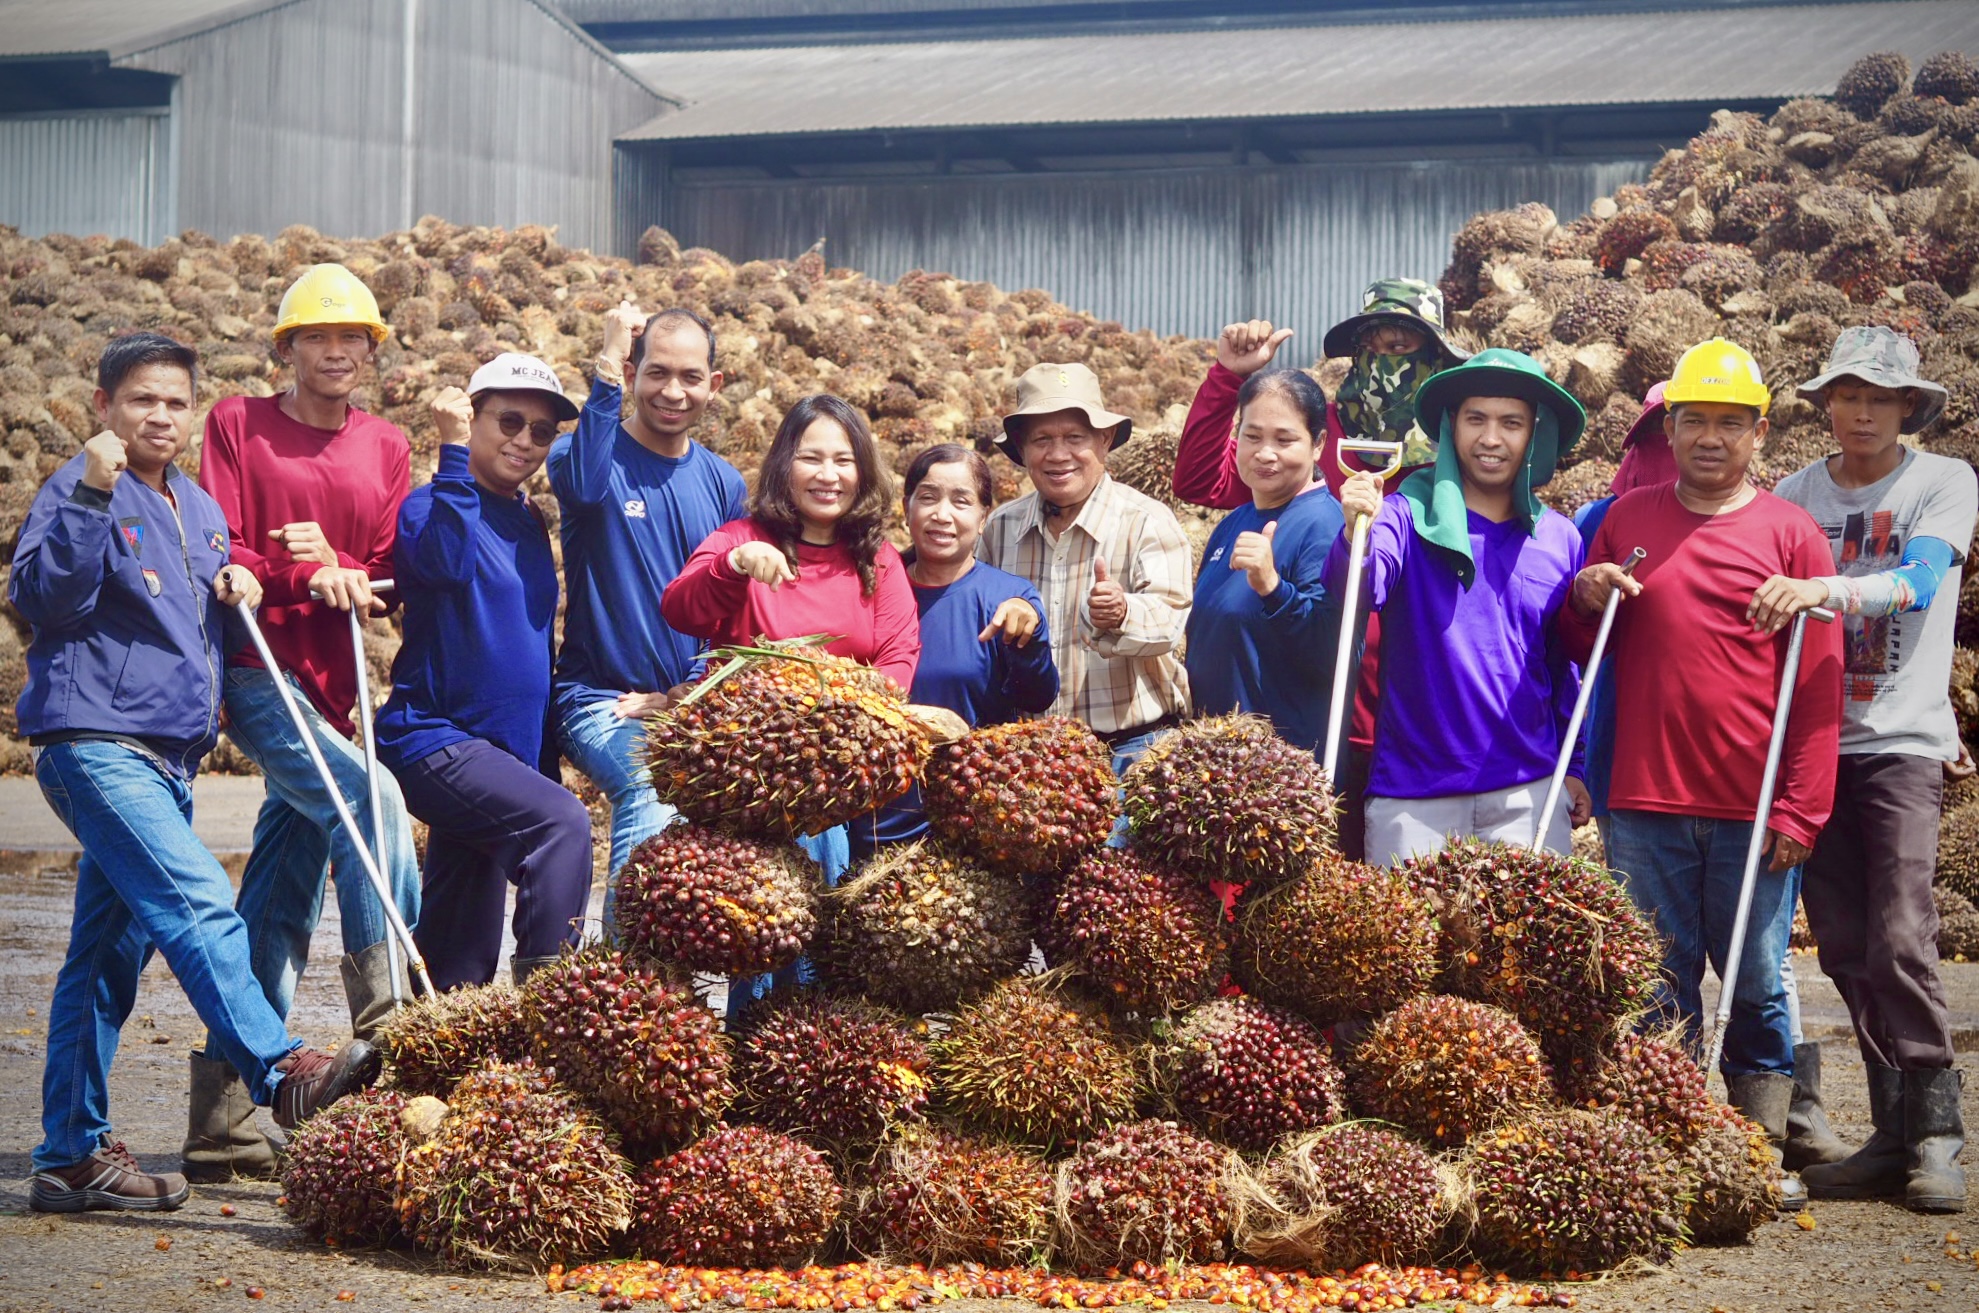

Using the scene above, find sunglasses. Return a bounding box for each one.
[494,410,560,444]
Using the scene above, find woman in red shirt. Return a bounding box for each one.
[662,393,919,690]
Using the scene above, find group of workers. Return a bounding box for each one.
[10,258,1973,1227]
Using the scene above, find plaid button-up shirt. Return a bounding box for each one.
[979,474,1191,736]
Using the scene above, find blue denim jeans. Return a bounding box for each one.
[33,742,300,1169]
[1607,808,1796,1078]
[558,697,677,930]
[212,666,419,1039]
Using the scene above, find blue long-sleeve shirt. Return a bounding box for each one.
[1185,487,1345,752]
[1572,496,1618,817]
[549,377,746,715]
[10,455,235,779]
[376,445,560,771]
[849,560,1059,854]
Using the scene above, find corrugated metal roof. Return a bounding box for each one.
[0,0,283,59]
[618,0,1979,141]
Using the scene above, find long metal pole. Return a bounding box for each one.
[1703,605,1835,1073]
[234,597,434,997]
[1321,512,1371,790]
[350,602,404,1006]
[1531,547,1647,852]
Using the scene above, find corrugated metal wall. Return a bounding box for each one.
[116,0,663,251]
[0,110,175,244]
[648,157,1650,338]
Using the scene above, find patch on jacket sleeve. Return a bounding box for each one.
[119,518,144,554]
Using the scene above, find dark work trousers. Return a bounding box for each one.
[1801,752,1952,1070]
[394,739,593,991]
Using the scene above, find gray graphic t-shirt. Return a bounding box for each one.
[1775,447,1977,759]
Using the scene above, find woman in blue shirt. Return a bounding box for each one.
[1185,368,1345,752]
[849,443,1059,858]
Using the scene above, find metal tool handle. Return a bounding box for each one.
[234,599,433,998]
[1321,512,1372,790]
[349,605,403,1006]
[1531,548,1647,852]
[1702,604,1833,1072]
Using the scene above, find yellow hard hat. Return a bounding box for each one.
[1664,337,1769,416]
[273,263,388,345]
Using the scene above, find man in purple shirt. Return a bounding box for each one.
[1330,348,1589,866]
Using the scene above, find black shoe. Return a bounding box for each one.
[31,1140,190,1213]
[1783,1041,1852,1170]
[1726,1069,1808,1212]
[1803,1062,1907,1200]
[1905,1067,1966,1214]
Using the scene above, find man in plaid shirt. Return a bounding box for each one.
[980,363,1192,774]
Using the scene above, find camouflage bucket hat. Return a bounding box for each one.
[1796,325,1947,433]
[1321,278,1473,364]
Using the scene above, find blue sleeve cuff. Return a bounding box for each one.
[434,444,473,479]
[1258,577,1297,618]
[67,483,112,511]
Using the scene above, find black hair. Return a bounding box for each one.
[97,331,198,398]
[629,307,717,372]
[751,394,893,595]
[903,442,994,506]
[1236,369,1328,443]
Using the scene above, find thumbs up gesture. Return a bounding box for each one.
[1216,320,1296,378]
[1088,555,1128,633]
[1228,519,1281,597]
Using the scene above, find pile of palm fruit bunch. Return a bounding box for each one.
[277,701,1783,1286]
[1439,48,1979,515]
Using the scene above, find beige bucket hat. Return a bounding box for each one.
[997,362,1132,461]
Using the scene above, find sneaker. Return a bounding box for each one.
[30,1140,190,1213]
[272,1041,380,1130]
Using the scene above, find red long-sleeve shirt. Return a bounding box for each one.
[661,517,921,693]
[199,395,409,734]
[1558,483,1842,849]
[1172,362,1413,753]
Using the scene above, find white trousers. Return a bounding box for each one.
[1364,778,1572,869]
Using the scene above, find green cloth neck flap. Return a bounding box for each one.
[1398,407,1560,589]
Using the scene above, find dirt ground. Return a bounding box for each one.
[2,862,1978,1313]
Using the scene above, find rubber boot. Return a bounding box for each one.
[1904,1067,1966,1214]
[1802,1062,1906,1199]
[1783,1041,1852,1170]
[339,941,404,1043]
[179,1053,280,1183]
[511,956,559,987]
[1726,1070,1809,1212]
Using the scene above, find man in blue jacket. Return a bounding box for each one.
[551,302,746,904]
[10,333,379,1214]
[378,354,591,988]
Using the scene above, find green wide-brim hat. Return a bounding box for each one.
[1414,347,1588,464]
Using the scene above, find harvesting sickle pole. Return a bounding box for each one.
[1320,435,1408,790]
[234,585,433,998]
[346,580,403,1005]
[1702,604,1835,1074]
[1529,548,1646,852]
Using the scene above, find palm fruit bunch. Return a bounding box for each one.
[733,992,930,1153]
[1680,1105,1780,1244]
[1043,847,1228,1014]
[922,717,1116,875]
[1561,1031,1715,1150]
[1054,1120,1232,1273]
[1403,840,1662,1068]
[627,1125,842,1269]
[645,639,929,839]
[1232,1125,1446,1270]
[520,947,733,1154]
[281,1088,409,1248]
[1348,996,1554,1149]
[375,982,528,1097]
[855,1126,1054,1266]
[819,840,1036,1014]
[1120,715,1334,889]
[1159,997,1345,1151]
[1231,854,1437,1026]
[1463,1108,1687,1275]
[932,974,1139,1149]
[401,1062,634,1269]
[614,824,821,975]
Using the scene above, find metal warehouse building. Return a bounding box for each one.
[0,0,670,253]
[592,0,1979,337]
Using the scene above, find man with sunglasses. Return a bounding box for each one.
[376,355,591,988]
[189,264,418,1182]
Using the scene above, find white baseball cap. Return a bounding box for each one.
[468,352,580,422]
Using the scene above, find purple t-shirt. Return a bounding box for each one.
[1325,494,1584,799]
